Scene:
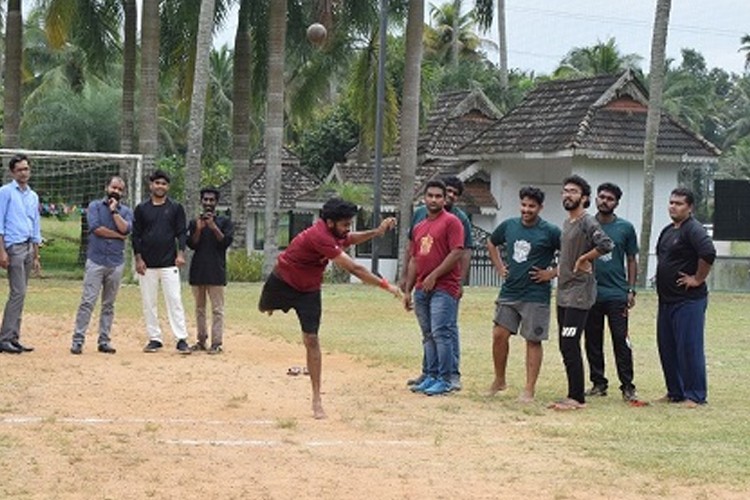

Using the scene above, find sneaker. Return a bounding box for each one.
[176,339,192,355]
[423,379,453,396]
[190,342,207,352]
[407,374,427,386]
[70,343,83,355]
[585,385,608,397]
[143,340,163,353]
[449,375,462,391]
[207,344,223,355]
[98,343,116,354]
[410,376,437,393]
[621,388,638,402]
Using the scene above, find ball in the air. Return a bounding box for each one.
[306,23,327,46]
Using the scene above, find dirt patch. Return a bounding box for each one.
[0,314,744,499]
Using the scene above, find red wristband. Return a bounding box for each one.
[379,277,390,290]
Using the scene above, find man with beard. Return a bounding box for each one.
[487,186,560,402]
[583,183,641,403]
[655,187,715,407]
[403,180,465,396]
[402,176,473,390]
[187,187,234,354]
[551,175,612,410]
[132,170,191,354]
[259,198,401,419]
[70,176,134,354]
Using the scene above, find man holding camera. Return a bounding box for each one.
[70,176,133,354]
[186,187,234,354]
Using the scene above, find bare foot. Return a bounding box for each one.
[487,380,507,396]
[312,399,327,420]
[517,391,534,403]
[681,399,700,409]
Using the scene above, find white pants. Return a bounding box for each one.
[138,267,189,342]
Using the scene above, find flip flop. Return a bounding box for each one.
[548,399,586,411]
[287,366,302,376]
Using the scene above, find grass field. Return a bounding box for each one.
[8,280,750,488]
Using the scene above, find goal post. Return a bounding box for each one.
[0,149,143,275]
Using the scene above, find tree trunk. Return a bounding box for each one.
[120,0,137,154]
[638,0,672,286]
[3,0,23,149]
[231,1,253,251]
[263,0,287,278]
[451,0,461,67]
[139,0,160,175]
[497,0,508,90]
[184,0,217,218]
[397,0,425,272]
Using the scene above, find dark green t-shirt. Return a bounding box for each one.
[594,217,639,303]
[489,217,561,304]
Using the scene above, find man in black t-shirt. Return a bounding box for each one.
[655,187,716,407]
[132,170,191,354]
[186,188,234,354]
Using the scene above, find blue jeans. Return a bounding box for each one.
[657,297,708,404]
[413,289,458,382]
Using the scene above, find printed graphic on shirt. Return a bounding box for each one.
[419,234,434,255]
[512,239,531,263]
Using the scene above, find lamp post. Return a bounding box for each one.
[371,0,388,274]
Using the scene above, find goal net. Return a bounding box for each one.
[0,149,142,274]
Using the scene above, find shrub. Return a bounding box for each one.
[227,251,264,282]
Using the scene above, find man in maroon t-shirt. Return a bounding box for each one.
[259,198,401,419]
[402,180,465,396]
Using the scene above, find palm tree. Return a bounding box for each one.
[638,0,672,286]
[3,0,23,148]
[139,0,160,172]
[495,0,507,89]
[184,0,217,220]
[263,0,287,277]
[554,38,642,78]
[397,0,424,268]
[741,34,750,72]
[121,0,137,154]
[425,1,484,66]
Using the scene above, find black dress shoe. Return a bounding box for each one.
[0,341,22,354]
[11,340,34,352]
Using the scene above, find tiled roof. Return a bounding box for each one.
[244,148,322,211]
[460,71,720,159]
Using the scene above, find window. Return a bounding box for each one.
[254,212,314,250]
[354,211,398,259]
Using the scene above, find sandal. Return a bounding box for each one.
[287,366,302,376]
[548,398,586,411]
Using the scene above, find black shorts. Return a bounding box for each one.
[258,272,322,334]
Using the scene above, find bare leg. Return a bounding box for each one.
[303,332,326,419]
[488,325,510,395]
[519,340,543,402]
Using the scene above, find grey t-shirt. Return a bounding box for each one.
[557,212,613,309]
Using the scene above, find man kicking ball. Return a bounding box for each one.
[259,198,401,419]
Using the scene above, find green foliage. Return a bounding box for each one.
[157,155,186,201]
[226,250,263,282]
[21,80,121,152]
[39,216,85,279]
[293,105,359,179]
[553,37,642,78]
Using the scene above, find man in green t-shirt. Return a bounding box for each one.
[583,183,641,403]
[487,187,560,402]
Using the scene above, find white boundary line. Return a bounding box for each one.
[1,416,274,426]
[160,439,429,448]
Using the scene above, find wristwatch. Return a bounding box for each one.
[627,287,636,296]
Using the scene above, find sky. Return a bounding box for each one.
[213,0,749,76]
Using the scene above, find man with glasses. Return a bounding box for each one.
[0,154,41,354]
[551,175,612,410]
[583,183,641,404]
[187,187,234,354]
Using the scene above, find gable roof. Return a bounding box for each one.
[245,148,321,211]
[459,70,721,161]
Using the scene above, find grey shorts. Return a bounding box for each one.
[493,300,551,342]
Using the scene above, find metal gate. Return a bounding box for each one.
[468,225,501,288]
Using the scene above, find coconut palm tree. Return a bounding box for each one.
[741,34,750,72]
[263,0,287,277]
[121,0,136,154]
[184,0,217,220]
[139,0,160,172]
[425,1,484,66]
[638,0,672,286]
[3,0,23,148]
[554,38,642,79]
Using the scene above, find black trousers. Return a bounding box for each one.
[584,300,635,392]
[557,306,589,404]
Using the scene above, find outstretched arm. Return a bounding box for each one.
[348,217,397,245]
[331,251,401,298]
